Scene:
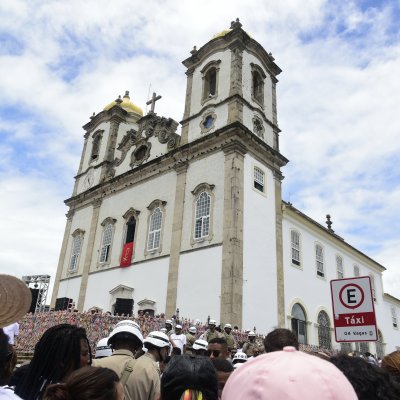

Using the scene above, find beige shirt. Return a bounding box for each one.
[224,332,237,351]
[93,349,137,400]
[129,352,161,400]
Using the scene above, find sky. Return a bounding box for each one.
[1,0,400,302]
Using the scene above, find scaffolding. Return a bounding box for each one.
[22,275,51,313]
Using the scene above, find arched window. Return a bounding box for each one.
[291,230,301,266]
[195,192,211,239]
[376,330,384,359]
[69,231,83,271]
[315,244,324,277]
[201,60,220,102]
[317,311,331,349]
[291,303,307,344]
[391,307,398,328]
[100,223,113,263]
[250,63,266,106]
[354,265,360,277]
[91,131,103,161]
[336,255,344,278]
[148,207,162,251]
[125,217,136,244]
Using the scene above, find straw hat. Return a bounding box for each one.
[0,274,32,327]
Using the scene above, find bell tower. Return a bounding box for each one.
[180,18,282,151]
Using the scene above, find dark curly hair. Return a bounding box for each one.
[330,354,400,400]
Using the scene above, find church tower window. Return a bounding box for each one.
[99,218,116,264]
[250,63,266,107]
[291,230,301,266]
[201,60,221,103]
[90,131,103,161]
[315,244,324,277]
[253,166,265,193]
[69,229,84,272]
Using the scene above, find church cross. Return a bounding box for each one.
[146,92,162,113]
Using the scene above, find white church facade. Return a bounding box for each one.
[51,20,400,355]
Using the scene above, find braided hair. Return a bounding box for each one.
[15,324,92,400]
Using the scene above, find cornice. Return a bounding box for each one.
[180,93,280,133]
[282,201,386,273]
[65,122,287,211]
[383,293,400,305]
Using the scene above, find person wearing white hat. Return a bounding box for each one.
[223,323,237,353]
[94,320,143,400]
[95,337,112,358]
[232,351,247,369]
[170,324,186,354]
[242,331,257,357]
[203,319,222,342]
[123,331,171,400]
[164,319,173,337]
[185,326,197,353]
[192,339,209,356]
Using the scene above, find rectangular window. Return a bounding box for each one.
[100,224,113,263]
[291,230,301,266]
[354,265,360,277]
[316,244,324,277]
[69,235,82,271]
[336,256,344,279]
[392,307,398,328]
[253,167,265,193]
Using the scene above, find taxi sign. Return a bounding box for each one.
[330,277,377,342]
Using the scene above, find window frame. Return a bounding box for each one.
[201,60,221,104]
[68,229,85,273]
[317,310,332,349]
[99,217,116,266]
[253,166,265,194]
[353,264,360,277]
[145,200,166,255]
[391,307,398,329]
[336,255,344,279]
[250,63,266,107]
[290,229,301,268]
[90,130,103,163]
[291,303,308,345]
[315,243,325,278]
[190,183,215,245]
[121,208,140,262]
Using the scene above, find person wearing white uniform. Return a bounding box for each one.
[170,325,186,354]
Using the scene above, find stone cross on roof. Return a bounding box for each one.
[146,92,162,113]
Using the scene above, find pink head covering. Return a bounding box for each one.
[222,346,357,400]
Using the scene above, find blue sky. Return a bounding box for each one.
[1,0,400,301]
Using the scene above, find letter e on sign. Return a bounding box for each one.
[339,283,364,309]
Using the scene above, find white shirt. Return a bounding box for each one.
[3,323,19,345]
[0,387,23,399]
[170,333,187,353]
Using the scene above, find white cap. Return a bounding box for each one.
[175,324,182,329]
[209,319,217,325]
[224,323,232,329]
[165,319,173,325]
[108,320,143,345]
[160,328,167,333]
[233,351,248,364]
[95,337,112,358]
[144,331,171,348]
[193,339,208,351]
[189,326,197,333]
[248,331,256,336]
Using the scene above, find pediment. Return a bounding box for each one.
[109,284,134,295]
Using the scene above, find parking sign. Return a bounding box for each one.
[330,277,377,342]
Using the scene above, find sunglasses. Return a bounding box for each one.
[206,349,220,357]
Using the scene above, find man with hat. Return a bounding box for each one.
[170,324,186,354]
[223,323,237,353]
[164,319,174,337]
[94,320,143,400]
[203,319,222,342]
[94,337,112,359]
[185,326,197,353]
[242,331,257,357]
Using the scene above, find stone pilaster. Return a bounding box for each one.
[220,141,246,327]
[271,78,278,126]
[274,171,285,327]
[50,209,75,308]
[72,137,89,196]
[165,162,188,317]
[77,199,102,311]
[227,45,244,125]
[181,69,195,145]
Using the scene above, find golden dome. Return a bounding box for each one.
[104,91,143,116]
[212,29,232,39]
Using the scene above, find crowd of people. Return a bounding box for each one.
[1,273,400,399]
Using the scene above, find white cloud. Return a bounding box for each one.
[1,0,400,304]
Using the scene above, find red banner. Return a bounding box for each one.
[120,242,133,267]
